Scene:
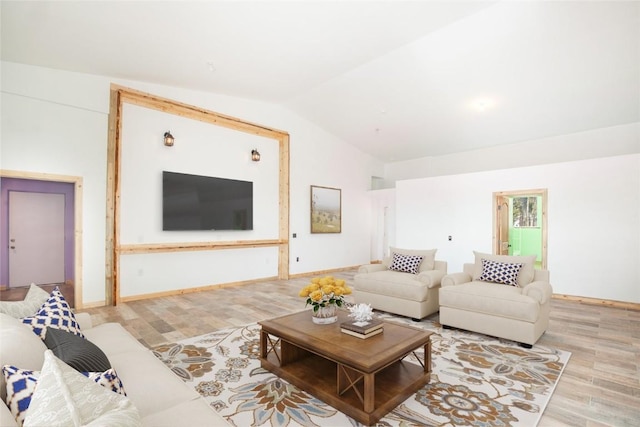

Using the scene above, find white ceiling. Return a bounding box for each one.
[2,1,639,162]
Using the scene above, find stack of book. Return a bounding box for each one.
[340,318,384,339]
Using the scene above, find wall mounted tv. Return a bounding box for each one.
[162,171,253,231]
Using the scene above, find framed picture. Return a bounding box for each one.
[310,185,341,233]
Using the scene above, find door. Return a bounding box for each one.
[8,191,65,287]
[496,195,510,255]
[493,189,548,269]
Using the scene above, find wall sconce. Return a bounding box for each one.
[163,131,174,147]
[251,149,261,162]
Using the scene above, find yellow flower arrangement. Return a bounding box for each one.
[298,276,352,314]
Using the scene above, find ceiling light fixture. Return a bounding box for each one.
[471,98,495,112]
[163,131,174,147]
[251,149,261,162]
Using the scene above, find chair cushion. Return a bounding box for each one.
[473,251,536,287]
[354,270,432,302]
[383,248,437,272]
[439,281,541,322]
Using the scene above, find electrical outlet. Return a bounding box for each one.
[296,257,299,262]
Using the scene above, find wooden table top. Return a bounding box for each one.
[259,309,432,373]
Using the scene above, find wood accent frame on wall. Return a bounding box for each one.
[106,84,290,305]
[0,170,84,308]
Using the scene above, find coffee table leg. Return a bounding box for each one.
[260,330,267,358]
[425,341,431,373]
[363,373,375,412]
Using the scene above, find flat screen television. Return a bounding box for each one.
[162,171,253,231]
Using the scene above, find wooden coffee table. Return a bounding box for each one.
[259,310,432,426]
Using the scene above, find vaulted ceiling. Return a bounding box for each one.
[2,1,638,162]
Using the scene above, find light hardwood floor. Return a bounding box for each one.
[79,270,640,427]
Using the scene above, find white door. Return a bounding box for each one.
[8,191,65,287]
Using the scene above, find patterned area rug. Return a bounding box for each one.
[151,314,570,426]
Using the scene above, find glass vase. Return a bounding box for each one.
[312,304,338,324]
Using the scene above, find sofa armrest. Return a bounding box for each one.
[416,269,446,288]
[522,281,553,304]
[1,401,18,427]
[441,272,472,287]
[74,312,93,330]
[357,263,387,274]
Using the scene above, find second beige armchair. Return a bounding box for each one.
[439,251,552,347]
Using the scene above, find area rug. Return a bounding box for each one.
[152,314,570,427]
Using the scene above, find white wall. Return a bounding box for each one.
[394,154,640,303]
[368,189,396,261]
[1,61,384,305]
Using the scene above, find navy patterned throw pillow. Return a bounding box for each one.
[21,287,84,340]
[479,259,523,286]
[389,253,424,274]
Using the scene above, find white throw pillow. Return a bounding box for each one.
[3,364,127,427]
[473,251,537,287]
[0,313,47,402]
[0,284,49,318]
[23,351,141,427]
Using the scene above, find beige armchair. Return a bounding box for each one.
[439,252,552,347]
[354,248,447,320]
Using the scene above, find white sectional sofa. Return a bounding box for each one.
[353,248,447,320]
[439,252,552,347]
[0,311,229,426]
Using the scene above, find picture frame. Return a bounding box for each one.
[310,185,341,233]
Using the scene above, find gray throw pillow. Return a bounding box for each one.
[43,327,111,373]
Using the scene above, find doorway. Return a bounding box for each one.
[0,173,82,308]
[493,189,547,269]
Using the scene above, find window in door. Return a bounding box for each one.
[513,196,538,227]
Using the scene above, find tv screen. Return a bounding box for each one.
[162,171,253,231]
